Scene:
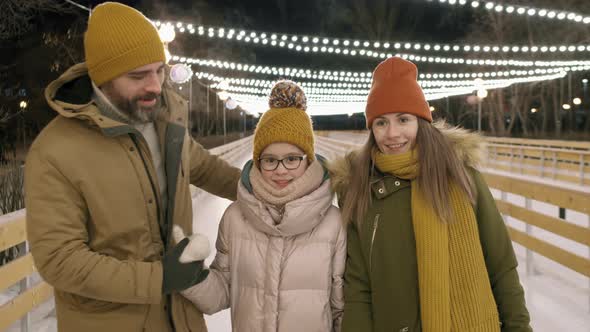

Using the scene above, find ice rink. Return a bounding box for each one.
[193,144,590,332]
[4,136,589,332]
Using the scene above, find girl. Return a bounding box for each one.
[331,57,531,332]
[182,80,345,332]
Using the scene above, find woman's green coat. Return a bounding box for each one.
[329,127,531,332]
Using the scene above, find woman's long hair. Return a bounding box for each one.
[341,119,476,229]
[340,134,375,229]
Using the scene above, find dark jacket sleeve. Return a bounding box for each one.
[341,221,373,332]
[188,138,241,201]
[472,169,532,332]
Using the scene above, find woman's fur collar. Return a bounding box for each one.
[327,122,485,197]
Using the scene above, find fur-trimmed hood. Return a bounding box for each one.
[326,122,486,197]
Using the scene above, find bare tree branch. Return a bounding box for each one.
[461,0,590,137]
[0,0,78,40]
[0,106,24,125]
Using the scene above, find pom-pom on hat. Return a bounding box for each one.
[365,57,432,128]
[253,80,315,166]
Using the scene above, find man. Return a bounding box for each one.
[24,2,240,331]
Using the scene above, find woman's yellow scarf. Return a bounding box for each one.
[374,149,500,332]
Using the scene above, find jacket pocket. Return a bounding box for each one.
[62,292,127,313]
[369,214,380,272]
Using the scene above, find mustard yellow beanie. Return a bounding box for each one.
[253,80,315,165]
[84,2,165,86]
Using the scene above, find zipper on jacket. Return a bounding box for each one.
[369,214,380,271]
[130,135,163,241]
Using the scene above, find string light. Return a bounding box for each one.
[191,72,523,91]
[201,70,562,96]
[424,0,590,25]
[171,55,374,82]
[196,70,568,94]
[389,53,590,68]
[191,66,569,102]
[205,79,509,96]
[154,21,590,55]
[204,71,566,115]
[419,67,569,79]
[193,70,513,91]
[172,54,590,86]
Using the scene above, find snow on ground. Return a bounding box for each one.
[191,151,251,332]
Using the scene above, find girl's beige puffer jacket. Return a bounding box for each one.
[183,177,346,332]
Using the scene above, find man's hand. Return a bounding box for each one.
[162,238,209,294]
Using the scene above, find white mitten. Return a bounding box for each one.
[172,225,211,263]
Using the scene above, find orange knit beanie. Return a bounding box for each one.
[365,57,432,128]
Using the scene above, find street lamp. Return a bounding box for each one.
[217,80,230,91]
[217,92,229,143]
[158,24,175,63]
[226,97,237,110]
[583,79,589,108]
[476,88,488,132]
[573,97,582,105]
[216,81,230,137]
[562,103,571,110]
[241,111,247,136]
[169,63,193,131]
[218,91,229,101]
[218,92,237,143]
[224,97,238,143]
[19,100,28,150]
[158,24,176,43]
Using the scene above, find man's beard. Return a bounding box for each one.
[123,93,161,124]
[109,91,162,124]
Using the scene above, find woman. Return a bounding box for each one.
[330,57,531,332]
[182,80,345,332]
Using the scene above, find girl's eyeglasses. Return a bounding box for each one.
[258,155,306,171]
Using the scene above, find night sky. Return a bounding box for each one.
[0,0,485,124]
[80,0,475,73]
[2,0,588,135]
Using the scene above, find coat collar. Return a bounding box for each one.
[237,180,334,237]
[44,62,189,137]
[236,165,334,237]
[327,123,485,199]
[370,175,411,199]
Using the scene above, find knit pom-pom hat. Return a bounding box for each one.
[253,80,314,165]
